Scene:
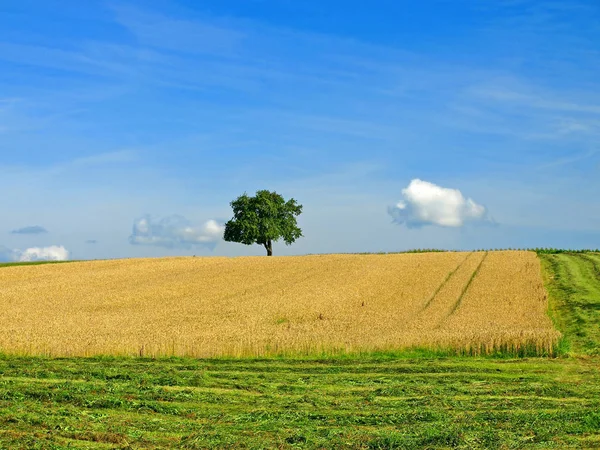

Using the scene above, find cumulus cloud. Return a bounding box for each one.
[0,245,70,262]
[18,246,70,262]
[388,179,491,228]
[129,215,224,250]
[11,225,48,235]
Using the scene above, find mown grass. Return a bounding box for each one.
[539,252,600,356]
[0,252,598,448]
[1,355,600,449]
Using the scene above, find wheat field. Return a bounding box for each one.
[0,251,560,357]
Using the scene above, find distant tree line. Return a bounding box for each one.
[309,248,600,255]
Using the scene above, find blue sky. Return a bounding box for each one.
[1,0,599,260]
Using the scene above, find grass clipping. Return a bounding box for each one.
[0,251,560,357]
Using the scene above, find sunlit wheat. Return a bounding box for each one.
[0,251,560,357]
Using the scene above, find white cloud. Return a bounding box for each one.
[129,215,224,250]
[0,245,70,262]
[388,179,490,228]
[18,245,70,262]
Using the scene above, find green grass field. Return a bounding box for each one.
[0,252,599,449]
[0,260,77,269]
[539,252,600,356]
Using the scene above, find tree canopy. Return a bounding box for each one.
[223,190,303,256]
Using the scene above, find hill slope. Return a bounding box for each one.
[0,252,599,448]
[0,251,558,357]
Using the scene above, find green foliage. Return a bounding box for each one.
[224,190,303,255]
[534,248,600,254]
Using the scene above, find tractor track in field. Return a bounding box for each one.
[579,253,600,280]
[406,252,487,331]
[445,251,489,320]
[420,252,474,311]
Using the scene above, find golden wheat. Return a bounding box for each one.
[0,251,560,357]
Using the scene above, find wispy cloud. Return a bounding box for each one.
[70,150,137,168]
[0,246,19,262]
[11,225,48,235]
[0,150,139,180]
[0,41,138,80]
[469,84,600,115]
[537,148,599,169]
[110,4,246,57]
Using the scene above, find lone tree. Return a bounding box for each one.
[223,190,303,256]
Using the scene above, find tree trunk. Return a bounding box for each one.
[264,239,273,256]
